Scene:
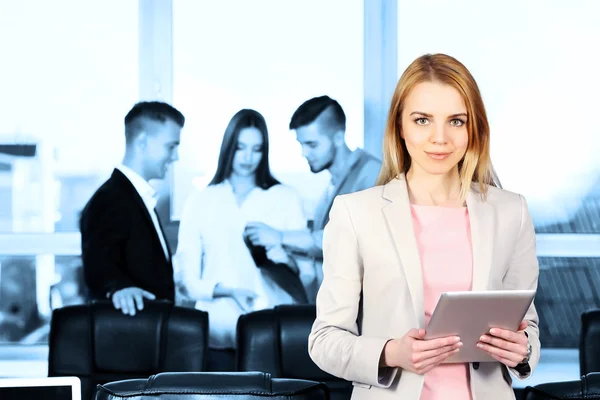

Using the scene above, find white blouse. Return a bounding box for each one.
[174,181,312,349]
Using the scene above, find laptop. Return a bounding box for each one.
[0,377,81,400]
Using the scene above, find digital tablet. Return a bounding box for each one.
[424,290,536,363]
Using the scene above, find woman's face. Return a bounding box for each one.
[232,127,264,177]
[401,81,469,178]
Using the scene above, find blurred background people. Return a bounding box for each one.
[80,101,184,316]
[245,96,381,299]
[175,109,311,371]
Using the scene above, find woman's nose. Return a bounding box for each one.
[431,123,448,144]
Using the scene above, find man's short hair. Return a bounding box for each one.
[289,95,346,132]
[124,101,185,143]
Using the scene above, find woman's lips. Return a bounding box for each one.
[425,152,451,160]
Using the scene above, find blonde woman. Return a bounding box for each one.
[308,54,539,399]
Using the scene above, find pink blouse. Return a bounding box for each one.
[411,204,474,400]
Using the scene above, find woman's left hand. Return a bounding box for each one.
[477,320,529,368]
[266,245,291,265]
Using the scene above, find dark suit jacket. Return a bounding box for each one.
[80,169,175,301]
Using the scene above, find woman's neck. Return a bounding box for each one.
[228,173,256,190]
[228,173,257,207]
[406,167,463,207]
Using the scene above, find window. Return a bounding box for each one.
[0,254,83,344]
[0,0,139,344]
[171,0,364,220]
[0,0,139,234]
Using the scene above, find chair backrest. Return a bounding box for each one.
[236,305,352,400]
[523,372,600,399]
[94,371,329,400]
[581,309,600,375]
[48,301,209,400]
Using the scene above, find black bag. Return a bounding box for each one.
[244,236,309,304]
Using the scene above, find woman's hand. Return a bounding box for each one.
[229,288,258,313]
[214,284,257,313]
[477,320,529,368]
[266,245,291,265]
[381,329,462,375]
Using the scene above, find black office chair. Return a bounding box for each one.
[95,372,329,400]
[236,305,352,400]
[48,300,209,400]
[523,372,600,399]
[580,309,600,375]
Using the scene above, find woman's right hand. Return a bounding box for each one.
[381,329,462,375]
[214,284,257,313]
[229,288,258,313]
[265,245,291,265]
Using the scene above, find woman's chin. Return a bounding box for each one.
[414,163,458,177]
[232,169,256,177]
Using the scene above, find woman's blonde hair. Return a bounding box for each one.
[377,53,500,200]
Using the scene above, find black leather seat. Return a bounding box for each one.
[236,305,352,400]
[523,373,600,399]
[581,310,600,375]
[48,301,209,400]
[95,371,329,399]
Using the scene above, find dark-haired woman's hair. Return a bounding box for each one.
[209,109,280,189]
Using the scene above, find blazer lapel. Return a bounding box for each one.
[466,188,494,291]
[382,176,425,327]
[380,177,496,326]
[153,207,173,262]
[112,169,171,263]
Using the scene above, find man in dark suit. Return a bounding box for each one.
[80,101,185,315]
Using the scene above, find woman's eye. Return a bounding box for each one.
[450,119,465,127]
[415,118,429,125]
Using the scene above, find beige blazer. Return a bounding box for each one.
[308,175,540,400]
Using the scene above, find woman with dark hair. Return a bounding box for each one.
[175,109,311,370]
[208,109,281,190]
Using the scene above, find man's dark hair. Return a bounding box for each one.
[124,101,185,143]
[289,95,346,132]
